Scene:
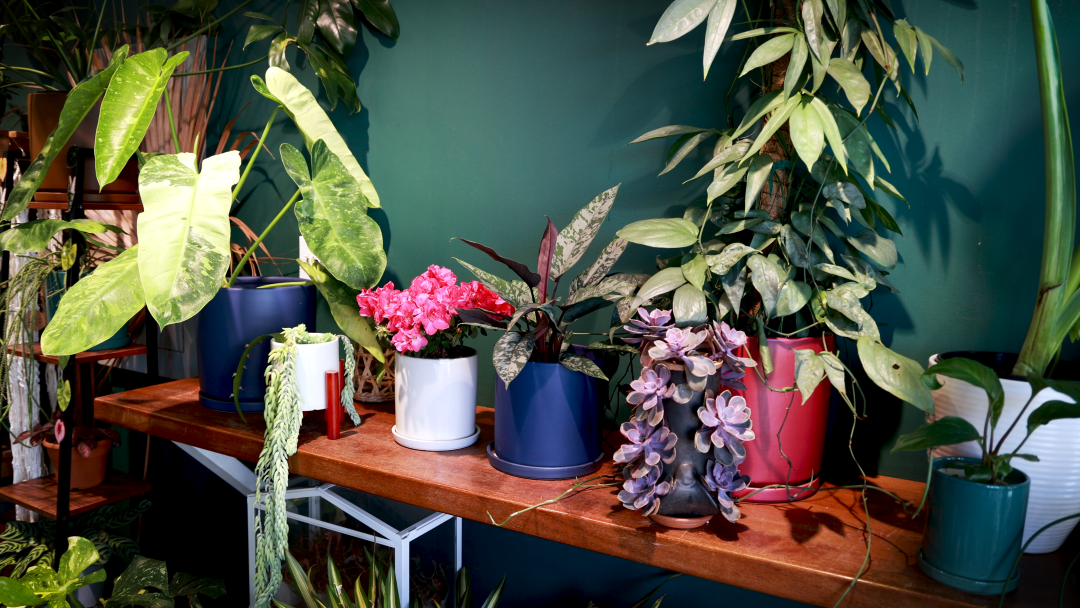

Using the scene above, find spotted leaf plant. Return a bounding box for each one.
[614,308,757,522]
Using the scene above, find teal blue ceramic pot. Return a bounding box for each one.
[918,456,1030,594]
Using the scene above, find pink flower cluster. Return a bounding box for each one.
[356,265,514,353]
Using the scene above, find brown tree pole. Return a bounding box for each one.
[758,0,798,219]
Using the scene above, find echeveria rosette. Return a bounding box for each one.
[703,320,756,390]
[647,326,716,390]
[623,308,674,344]
[613,420,677,478]
[617,465,671,517]
[703,460,751,523]
[627,365,677,426]
[695,389,755,466]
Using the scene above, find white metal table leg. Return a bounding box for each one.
[247,493,258,608]
[455,516,463,574]
[395,535,410,608]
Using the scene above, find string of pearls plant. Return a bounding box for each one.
[253,324,357,608]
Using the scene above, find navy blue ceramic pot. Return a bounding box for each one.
[196,277,315,413]
[488,360,604,480]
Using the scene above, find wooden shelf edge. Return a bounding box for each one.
[0,472,150,519]
[7,343,147,365]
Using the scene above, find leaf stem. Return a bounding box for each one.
[233,106,280,200]
[226,188,301,287]
[173,54,269,77]
[486,475,619,527]
[163,87,181,154]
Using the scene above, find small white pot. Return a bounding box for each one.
[394,350,478,449]
[928,354,1080,554]
[272,335,339,412]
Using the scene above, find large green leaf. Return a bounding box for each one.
[892,416,981,452]
[857,338,934,412]
[740,34,795,77]
[702,0,736,78]
[0,219,119,254]
[789,101,824,170]
[632,267,687,308]
[847,229,897,269]
[137,152,240,327]
[617,218,699,249]
[96,48,190,187]
[351,0,400,40]
[255,68,380,207]
[673,283,706,325]
[41,246,145,356]
[2,46,129,221]
[283,141,386,290]
[923,358,1005,429]
[746,254,785,315]
[825,58,870,115]
[59,537,100,581]
[551,185,619,278]
[300,259,383,362]
[649,0,717,44]
[0,577,39,606]
[317,0,358,55]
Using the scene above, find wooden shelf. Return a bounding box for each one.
[0,472,150,519]
[95,378,1077,608]
[7,343,147,365]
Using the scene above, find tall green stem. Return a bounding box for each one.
[226,188,301,287]
[232,106,280,200]
[173,54,269,77]
[163,88,181,154]
[1014,0,1076,377]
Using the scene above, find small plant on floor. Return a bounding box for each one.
[254,324,357,607]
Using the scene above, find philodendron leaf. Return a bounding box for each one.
[352,0,401,40]
[794,349,825,403]
[820,351,847,395]
[282,141,386,290]
[317,0,357,56]
[740,33,796,77]
[255,67,380,207]
[856,338,934,412]
[0,577,38,606]
[568,237,628,297]
[847,230,897,269]
[560,353,608,381]
[494,332,535,386]
[649,0,717,44]
[96,48,190,187]
[299,259,383,362]
[823,284,879,340]
[41,246,144,356]
[673,283,707,326]
[892,416,981,452]
[789,101,825,170]
[1026,400,1080,436]
[0,219,120,254]
[59,537,100,581]
[923,358,1005,429]
[721,260,748,313]
[551,185,620,278]
[632,267,687,308]
[746,254,785,316]
[2,46,129,221]
[137,151,240,327]
[774,280,811,317]
[617,218,699,249]
[825,58,870,115]
[112,556,171,598]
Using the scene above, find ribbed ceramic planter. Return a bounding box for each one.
[929,352,1080,553]
[919,456,1029,594]
[271,335,339,412]
[393,349,479,451]
[196,277,315,413]
[733,336,834,503]
[488,361,603,480]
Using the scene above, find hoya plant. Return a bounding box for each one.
[613,0,962,406]
[453,185,639,385]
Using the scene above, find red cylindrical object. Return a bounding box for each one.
[732,335,835,502]
[326,371,341,440]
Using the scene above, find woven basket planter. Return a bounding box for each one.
[354,346,396,403]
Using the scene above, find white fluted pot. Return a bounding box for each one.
[928,354,1080,553]
[271,336,340,411]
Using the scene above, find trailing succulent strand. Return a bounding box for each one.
[253,324,356,608]
[615,308,757,523]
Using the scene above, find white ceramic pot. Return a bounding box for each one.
[928,354,1080,553]
[271,335,339,412]
[394,350,479,450]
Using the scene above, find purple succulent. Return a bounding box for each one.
[703,460,751,523]
[618,465,671,516]
[613,420,677,478]
[627,365,676,426]
[647,327,716,377]
[695,389,755,466]
[700,320,756,389]
[622,308,674,344]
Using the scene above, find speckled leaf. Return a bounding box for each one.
[283,142,385,290]
[456,259,533,308]
[112,556,170,599]
[560,353,608,381]
[0,219,120,254]
[824,285,880,340]
[96,49,189,187]
[568,237,628,298]
[774,280,811,317]
[494,332,535,386]
[747,254,785,315]
[59,537,100,581]
[566,276,634,306]
[299,259,382,362]
[706,243,755,275]
[649,0,717,44]
[857,338,933,412]
[820,351,847,395]
[721,260,748,313]
[42,246,144,356]
[847,230,897,269]
[551,185,619,278]
[794,349,824,403]
[137,151,240,327]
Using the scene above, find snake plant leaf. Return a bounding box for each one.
[256,67,379,207]
[618,218,699,249]
[826,58,870,116]
[2,46,129,221]
[137,151,240,327]
[560,353,608,381]
[551,184,620,278]
[568,237,628,297]
[0,219,121,254]
[317,0,358,56]
[494,332,535,386]
[352,0,400,40]
[299,259,383,362]
[95,48,190,187]
[282,141,385,290]
[649,0,717,45]
[702,0,736,78]
[41,246,144,356]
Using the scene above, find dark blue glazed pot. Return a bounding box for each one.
[488,360,603,480]
[918,456,1030,595]
[196,277,315,413]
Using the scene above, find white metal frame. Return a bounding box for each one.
[175,442,462,608]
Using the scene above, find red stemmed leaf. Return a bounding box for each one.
[54,420,66,443]
[536,217,558,302]
[455,238,541,287]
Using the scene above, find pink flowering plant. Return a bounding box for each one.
[356,265,514,358]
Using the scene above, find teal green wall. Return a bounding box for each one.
[111,0,1080,604]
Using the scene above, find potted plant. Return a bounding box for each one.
[16,409,120,490]
[614,0,962,502]
[891,357,1080,593]
[612,307,757,528]
[454,185,631,479]
[356,265,514,451]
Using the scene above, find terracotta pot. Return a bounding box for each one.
[732,335,835,503]
[43,439,111,490]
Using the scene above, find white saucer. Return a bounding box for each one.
[391,425,480,452]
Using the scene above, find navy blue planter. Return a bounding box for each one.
[196,277,315,413]
[488,360,603,480]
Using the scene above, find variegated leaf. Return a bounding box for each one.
[706,243,756,275]
[794,349,825,403]
[559,353,608,381]
[568,237,628,297]
[494,332,536,386]
[820,351,847,394]
[824,287,880,340]
[566,276,635,306]
[550,185,620,278]
[455,259,534,308]
[721,260,748,314]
